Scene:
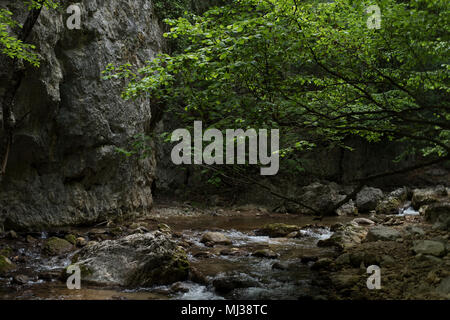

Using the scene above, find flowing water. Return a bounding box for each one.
[0,214,354,300]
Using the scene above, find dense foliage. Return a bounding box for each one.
[0,0,58,67]
[109,0,447,181]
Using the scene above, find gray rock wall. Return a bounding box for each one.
[0,0,164,230]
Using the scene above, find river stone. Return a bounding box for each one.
[201,232,232,246]
[412,240,446,257]
[411,186,448,209]
[43,237,73,256]
[213,276,259,294]
[71,232,189,287]
[331,274,360,290]
[0,255,15,275]
[336,200,358,216]
[356,187,384,212]
[422,202,450,231]
[376,188,408,215]
[351,218,375,226]
[255,223,300,238]
[366,226,402,242]
[437,276,450,296]
[252,249,279,259]
[318,223,367,250]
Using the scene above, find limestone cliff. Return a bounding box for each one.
[0,0,164,230]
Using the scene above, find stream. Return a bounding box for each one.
[0,213,357,300]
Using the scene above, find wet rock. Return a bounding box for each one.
[318,223,367,250]
[336,200,358,216]
[295,182,347,215]
[0,246,13,257]
[158,224,172,233]
[415,254,443,264]
[366,226,402,242]
[412,186,448,209]
[26,235,37,244]
[331,274,360,290]
[412,240,446,257]
[335,253,351,266]
[301,256,319,264]
[380,255,396,267]
[220,248,245,256]
[193,251,213,259]
[71,232,189,287]
[255,223,300,238]
[170,282,190,293]
[13,274,30,285]
[272,262,289,270]
[189,266,208,285]
[252,249,279,259]
[376,188,408,215]
[351,218,375,226]
[311,258,334,271]
[43,237,73,256]
[436,276,450,296]
[201,232,232,246]
[64,234,77,245]
[422,202,450,231]
[76,237,87,247]
[213,276,259,294]
[405,225,425,236]
[7,230,18,239]
[0,255,15,275]
[356,187,384,212]
[349,252,380,268]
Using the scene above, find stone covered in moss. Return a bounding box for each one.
[43,237,74,256]
[0,255,16,275]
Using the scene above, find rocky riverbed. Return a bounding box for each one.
[0,186,449,300]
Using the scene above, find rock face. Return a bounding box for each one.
[0,0,164,230]
[366,226,402,242]
[356,187,384,212]
[71,232,189,287]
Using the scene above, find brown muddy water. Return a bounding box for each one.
[0,213,356,300]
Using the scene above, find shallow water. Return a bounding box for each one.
[0,213,351,300]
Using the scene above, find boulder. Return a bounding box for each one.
[255,223,299,238]
[318,223,368,250]
[412,240,446,257]
[366,226,402,242]
[288,182,346,215]
[376,187,408,215]
[0,255,15,275]
[437,276,450,296]
[422,202,450,231]
[71,232,190,287]
[252,249,279,259]
[412,186,448,209]
[356,187,384,212]
[201,232,232,246]
[336,200,358,216]
[213,276,259,294]
[43,237,73,256]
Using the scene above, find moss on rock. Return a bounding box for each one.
[0,255,15,275]
[43,237,73,256]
